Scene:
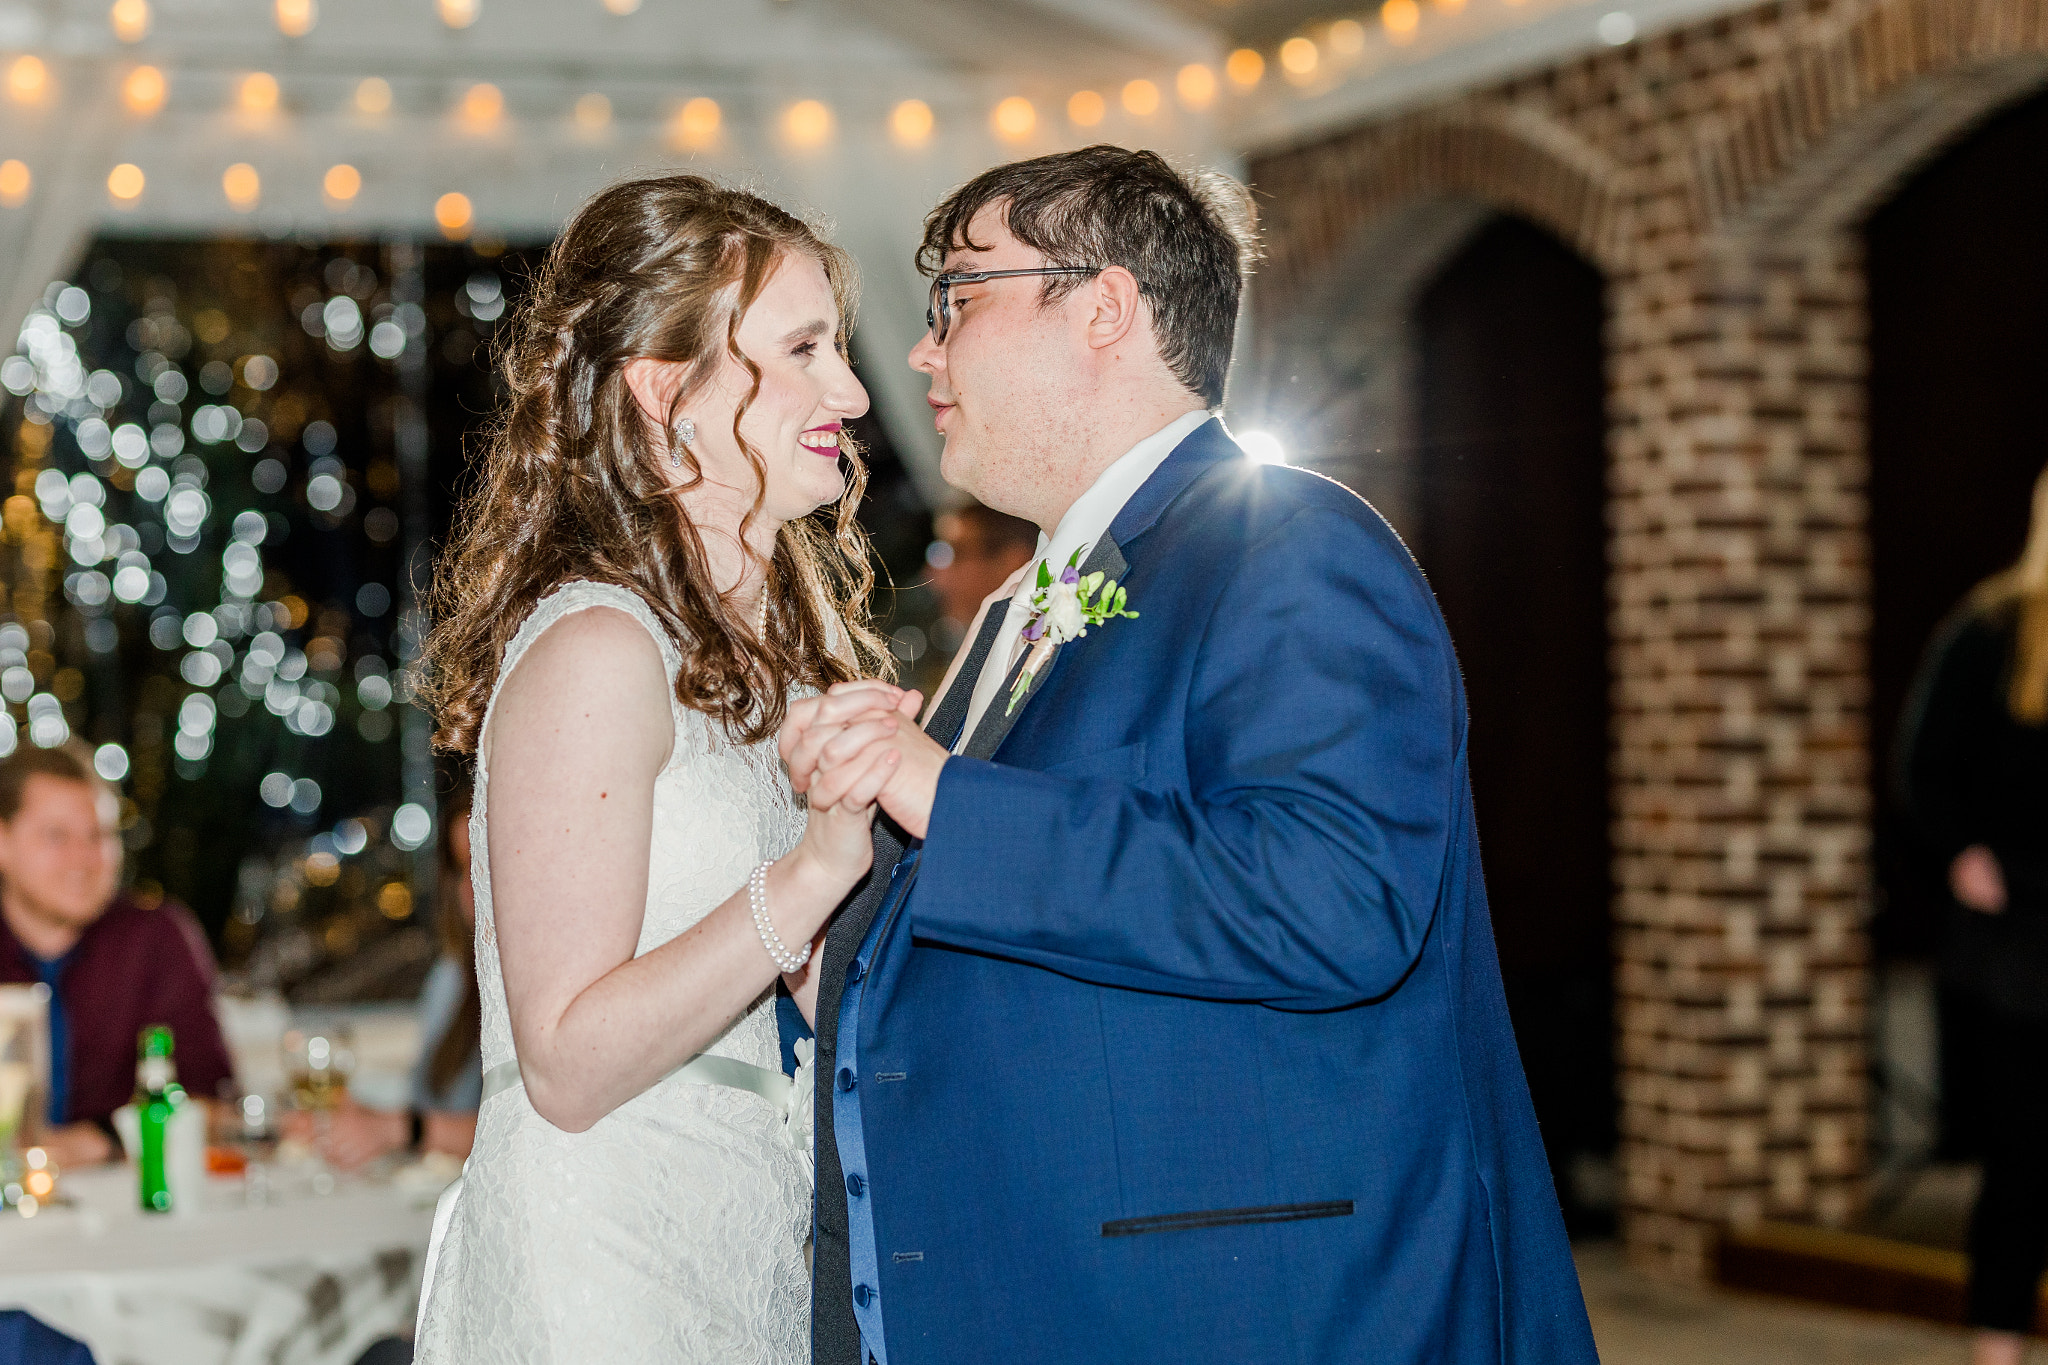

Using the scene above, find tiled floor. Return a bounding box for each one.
[1577,1240,1996,1364]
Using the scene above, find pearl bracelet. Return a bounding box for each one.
[749,859,810,974]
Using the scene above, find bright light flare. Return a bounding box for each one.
[1239,431,1287,465]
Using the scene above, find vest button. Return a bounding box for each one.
[846,1172,865,1197]
[837,1067,857,1092]
[854,1284,874,1307]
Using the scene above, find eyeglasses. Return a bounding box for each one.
[924,266,1103,345]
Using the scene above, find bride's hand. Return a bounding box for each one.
[789,736,899,890]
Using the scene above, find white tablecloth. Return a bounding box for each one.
[0,1163,437,1365]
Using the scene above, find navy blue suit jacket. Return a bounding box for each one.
[848,419,1597,1363]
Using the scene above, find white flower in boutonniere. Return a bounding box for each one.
[1006,545,1139,716]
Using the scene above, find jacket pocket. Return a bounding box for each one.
[1101,1199,1354,1238]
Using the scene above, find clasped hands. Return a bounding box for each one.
[779,680,952,840]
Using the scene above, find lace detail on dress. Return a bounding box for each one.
[416,580,811,1364]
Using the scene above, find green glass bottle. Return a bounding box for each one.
[135,1025,177,1214]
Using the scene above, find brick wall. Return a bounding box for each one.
[1247,0,2048,1277]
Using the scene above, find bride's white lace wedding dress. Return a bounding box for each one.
[414,581,812,1364]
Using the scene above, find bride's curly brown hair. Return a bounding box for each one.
[422,174,892,754]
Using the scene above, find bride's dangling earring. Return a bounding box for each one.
[672,417,695,470]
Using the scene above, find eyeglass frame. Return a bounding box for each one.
[924,266,1104,345]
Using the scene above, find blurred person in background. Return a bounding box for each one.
[1900,462,2048,1365]
[283,793,481,1169]
[907,502,1038,697]
[0,742,233,1167]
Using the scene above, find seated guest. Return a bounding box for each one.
[0,743,233,1167]
[284,795,480,1168]
[910,502,1039,696]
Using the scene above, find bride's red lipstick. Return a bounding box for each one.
[801,422,843,456]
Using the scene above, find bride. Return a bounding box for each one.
[414,175,907,1362]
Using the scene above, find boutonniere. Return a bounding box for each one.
[1006,545,1139,715]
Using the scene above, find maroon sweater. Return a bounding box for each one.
[0,895,236,1125]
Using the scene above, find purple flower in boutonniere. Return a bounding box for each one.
[1005,545,1139,716]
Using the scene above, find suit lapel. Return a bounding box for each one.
[960,534,1128,761]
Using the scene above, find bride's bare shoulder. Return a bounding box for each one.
[488,604,672,766]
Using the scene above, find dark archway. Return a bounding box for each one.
[1414,213,1614,1228]
[1866,84,2048,1151]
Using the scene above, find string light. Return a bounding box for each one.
[457,81,503,129]
[1121,79,1160,116]
[435,191,472,238]
[889,99,933,146]
[107,163,145,205]
[109,0,150,43]
[239,72,280,116]
[0,161,29,207]
[438,0,479,28]
[783,99,831,148]
[1176,64,1216,108]
[1329,18,1368,52]
[574,92,610,134]
[275,0,316,36]
[222,163,260,211]
[1381,0,1420,41]
[1226,48,1264,88]
[122,65,165,116]
[672,96,719,148]
[1067,90,1105,127]
[355,77,391,115]
[323,163,360,203]
[7,56,46,106]
[991,96,1034,141]
[1280,36,1319,79]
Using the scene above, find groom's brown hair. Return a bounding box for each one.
[918,146,1260,406]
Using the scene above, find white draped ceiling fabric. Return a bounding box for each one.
[0,0,1754,492]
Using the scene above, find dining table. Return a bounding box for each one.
[0,1155,441,1365]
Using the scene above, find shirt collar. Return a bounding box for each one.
[1030,408,1213,590]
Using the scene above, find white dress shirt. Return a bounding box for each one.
[954,408,1213,750]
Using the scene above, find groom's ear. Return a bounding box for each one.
[1082,266,1146,354]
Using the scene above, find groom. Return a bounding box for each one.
[782,147,1597,1364]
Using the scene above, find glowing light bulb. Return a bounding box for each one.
[435,191,472,238]
[0,160,30,207]
[107,163,145,204]
[239,71,280,115]
[783,99,831,148]
[890,99,933,146]
[275,0,316,36]
[1226,49,1264,88]
[323,163,360,203]
[1121,79,1160,116]
[355,77,391,114]
[122,65,165,116]
[991,96,1034,141]
[7,56,46,105]
[222,162,259,211]
[1176,64,1216,108]
[574,92,610,133]
[1067,90,1105,127]
[110,0,150,43]
[672,96,719,148]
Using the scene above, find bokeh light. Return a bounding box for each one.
[0,160,29,207]
[7,56,46,106]
[275,0,316,36]
[239,72,280,116]
[458,81,503,129]
[355,76,392,115]
[673,96,720,148]
[574,92,611,133]
[323,163,360,203]
[783,99,832,148]
[1067,90,1105,127]
[1280,36,1319,78]
[438,0,479,28]
[1382,0,1421,41]
[435,191,473,239]
[1177,64,1216,108]
[109,0,150,43]
[992,95,1035,141]
[1121,79,1160,117]
[222,163,260,211]
[602,0,640,10]
[106,163,144,205]
[1330,18,1368,53]
[122,65,164,116]
[890,98,933,146]
[1226,48,1265,88]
